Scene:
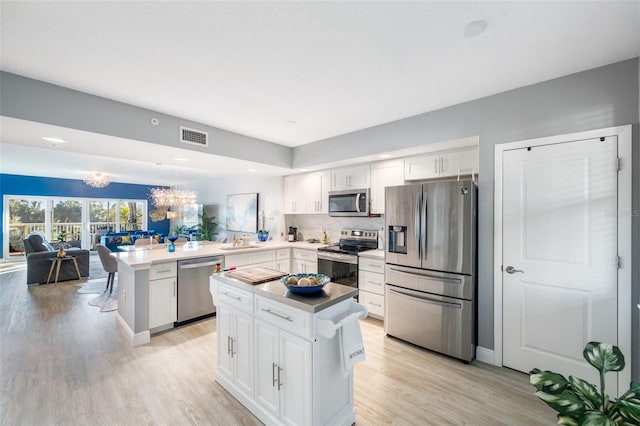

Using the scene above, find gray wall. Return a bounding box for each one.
[295,58,640,378]
[1,59,638,378]
[0,71,292,168]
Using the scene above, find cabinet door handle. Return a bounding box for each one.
[221,291,242,301]
[230,337,235,358]
[369,281,383,286]
[261,308,293,322]
[227,335,232,356]
[173,280,176,297]
[370,302,382,307]
[434,158,438,174]
[272,362,278,387]
[277,366,283,390]
[155,269,172,273]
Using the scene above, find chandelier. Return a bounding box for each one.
[150,187,198,207]
[84,172,111,188]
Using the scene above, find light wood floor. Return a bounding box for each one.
[0,259,555,425]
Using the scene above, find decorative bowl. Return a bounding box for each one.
[281,273,330,294]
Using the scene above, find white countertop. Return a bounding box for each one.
[111,240,329,268]
[358,249,384,260]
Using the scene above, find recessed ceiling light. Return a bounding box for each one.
[174,158,188,162]
[379,154,391,159]
[286,120,297,125]
[42,136,67,143]
[248,168,257,172]
[464,20,487,38]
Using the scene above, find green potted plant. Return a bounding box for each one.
[197,207,218,241]
[530,341,639,425]
[173,224,185,236]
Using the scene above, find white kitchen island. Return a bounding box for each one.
[110,240,327,347]
[210,272,365,426]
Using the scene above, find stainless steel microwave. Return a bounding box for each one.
[328,188,370,217]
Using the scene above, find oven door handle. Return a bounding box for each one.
[317,252,358,264]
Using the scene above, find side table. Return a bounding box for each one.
[46,256,82,284]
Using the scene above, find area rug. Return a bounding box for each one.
[76,278,118,312]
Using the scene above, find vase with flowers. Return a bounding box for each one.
[257,210,270,242]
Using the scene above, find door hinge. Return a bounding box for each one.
[616,157,621,171]
[616,256,621,269]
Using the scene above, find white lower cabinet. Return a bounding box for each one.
[255,320,311,425]
[217,304,254,398]
[149,262,177,329]
[358,256,385,319]
[292,248,317,274]
[225,249,277,271]
[210,274,358,426]
[275,248,291,273]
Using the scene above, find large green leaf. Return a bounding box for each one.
[568,376,602,410]
[583,342,625,373]
[557,415,579,425]
[530,369,570,394]
[535,390,586,418]
[616,382,640,424]
[578,411,617,426]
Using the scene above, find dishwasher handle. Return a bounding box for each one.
[179,260,221,270]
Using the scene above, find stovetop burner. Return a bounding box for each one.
[317,228,379,255]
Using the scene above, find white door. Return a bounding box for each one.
[502,136,618,390]
[254,320,280,417]
[233,310,254,397]
[216,305,233,380]
[279,331,311,426]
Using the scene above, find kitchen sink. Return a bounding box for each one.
[220,245,260,250]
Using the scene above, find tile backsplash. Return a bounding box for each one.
[284,214,384,248]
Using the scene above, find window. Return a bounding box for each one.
[3,196,148,257]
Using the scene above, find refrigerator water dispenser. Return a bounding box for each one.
[388,226,407,254]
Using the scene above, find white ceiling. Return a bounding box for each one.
[1,1,639,184]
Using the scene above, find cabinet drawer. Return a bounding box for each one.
[149,262,177,280]
[276,248,291,260]
[255,296,311,339]
[358,270,385,295]
[226,250,276,267]
[359,291,384,318]
[293,248,316,262]
[359,257,385,273]
[218,283,253,313]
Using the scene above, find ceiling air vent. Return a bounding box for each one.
[180,126,208,147]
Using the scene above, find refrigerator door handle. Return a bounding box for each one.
[388,287,462,309]
[415,192,422,261]
[422,191,428,261]
[388,267,463,284]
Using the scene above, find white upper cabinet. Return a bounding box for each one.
[330,164,371,191]
[283,171,330,214]
[405,146,478,181]
[370,159,405,214]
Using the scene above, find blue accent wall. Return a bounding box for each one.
[1,173,170,258]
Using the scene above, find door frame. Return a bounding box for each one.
[493,125,632,395]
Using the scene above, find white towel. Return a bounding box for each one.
[338,312,366,377]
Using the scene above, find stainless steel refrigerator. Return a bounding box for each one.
[384,179,477,362]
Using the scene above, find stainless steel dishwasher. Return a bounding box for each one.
[176,256,224,326]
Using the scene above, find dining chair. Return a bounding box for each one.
[95,244,117,294]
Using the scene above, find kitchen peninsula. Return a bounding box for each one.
[111,240,327,346]
[209,271,364,426]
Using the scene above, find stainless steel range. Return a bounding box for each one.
[317,229,378,298]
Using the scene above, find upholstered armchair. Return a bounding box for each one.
[23,232,90,284]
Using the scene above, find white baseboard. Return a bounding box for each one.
[476,346,496,365]
[116,314,150,347]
